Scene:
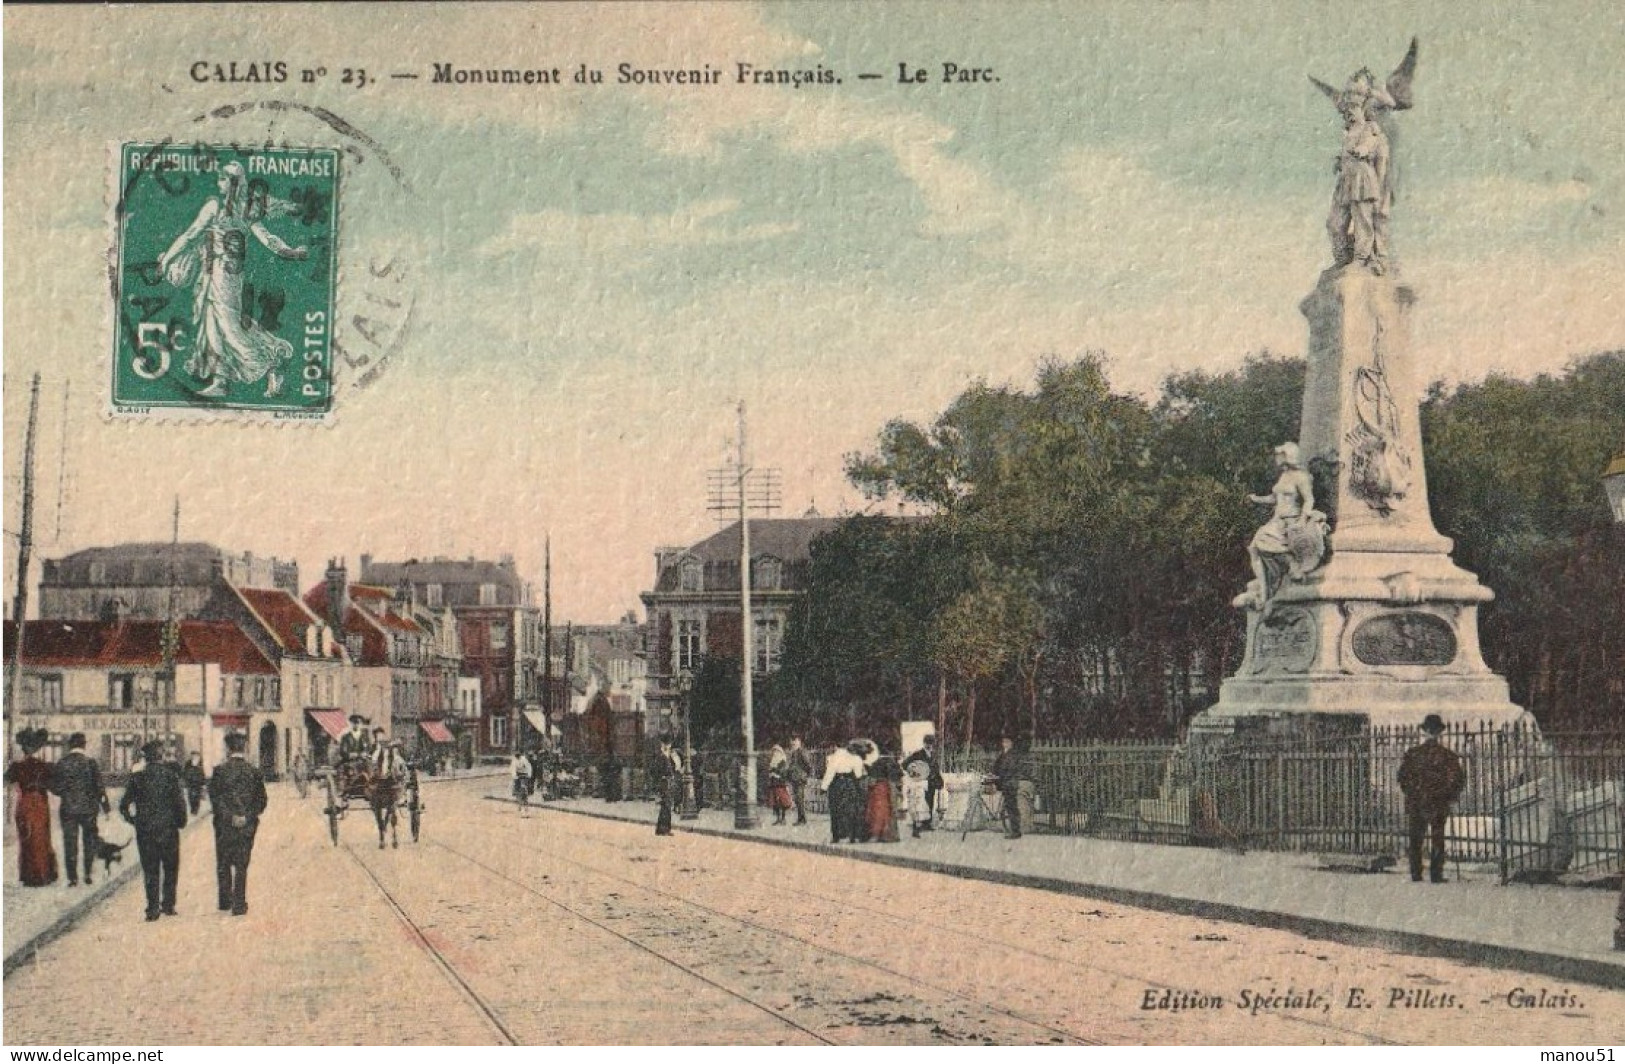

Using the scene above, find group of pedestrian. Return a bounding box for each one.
[5,729,267,922]
[821,738,905,844]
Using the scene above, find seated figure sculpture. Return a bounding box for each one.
[1241,442,1328,608]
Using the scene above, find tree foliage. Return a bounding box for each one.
[770,350,1625,744]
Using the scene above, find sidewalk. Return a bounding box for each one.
[3,766,507,976]
[508,791,1625,991]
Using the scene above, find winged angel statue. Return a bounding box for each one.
[1312,38,1418,274]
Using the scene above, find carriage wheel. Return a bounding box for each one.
[324,774,341,845]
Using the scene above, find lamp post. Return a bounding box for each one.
[1608,453,1625,952]
[678,669,698,820]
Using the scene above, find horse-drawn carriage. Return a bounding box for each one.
[319,756,424,848]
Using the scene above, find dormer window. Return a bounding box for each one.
[679,559,703,592]
[752,556,782,590]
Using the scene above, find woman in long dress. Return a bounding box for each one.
[863,746,900,843]
[765,744,793,825]
[158,160,308,398]
[5,728,58,887]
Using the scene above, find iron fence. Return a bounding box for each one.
[943,724,1625,883]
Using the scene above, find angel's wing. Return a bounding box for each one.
[1386,37,1418,111]
[1308,75,1340,105]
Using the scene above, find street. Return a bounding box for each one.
[4,776,1622,1045]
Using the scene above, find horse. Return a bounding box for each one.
[368,769,402,849]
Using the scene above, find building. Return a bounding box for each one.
[304,560,460,760]
[39,542,298,621]
[639,517,839,732]
[210,584,350,772]
[554,617,647,758]
[359,554,541,757]
[4,617,277,779]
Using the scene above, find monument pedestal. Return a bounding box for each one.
[1194,268,1528,737]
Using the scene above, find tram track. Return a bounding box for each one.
[504,800,1405,1046]
[429,833,1095,1045]
[338,841,520,1046]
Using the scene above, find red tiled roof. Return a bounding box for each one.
[375,611,420,633]
[3,620,275,674]
[236,586,338,657]
[303,583,423,666]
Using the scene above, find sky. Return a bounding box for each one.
[4,1,1622,621]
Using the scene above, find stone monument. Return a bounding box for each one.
[1196,39,1528,733]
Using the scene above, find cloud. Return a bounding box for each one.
[477,198,800,262]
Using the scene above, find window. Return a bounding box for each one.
[39,675,63,711]
[109,674,135,709]
[270,679,281,708]
[490,622,509,650]
[426,583,443,607]
[754,616,783,674]
[679,559,703,592]
[254,678,266,706]
[753,556,782,590]
[676,619,701,672]
[309,676,319,705]
[234,677,245,707]
[479,583,497,606]
[491,715,508,747]
[88,561,107,583]
[325,675,335,706]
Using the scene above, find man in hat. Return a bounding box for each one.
[991,735,1035,840]
[901,733,943,832]
[209,731,268,915]
[785,735,814,826]
[1398,714,1466,883]
[119,738,188,920]
[651,733,682,836]
[50,732,111,886]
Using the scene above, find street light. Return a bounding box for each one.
[678,669,698,820]
[1603,453,1625,526]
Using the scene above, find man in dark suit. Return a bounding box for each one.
[209,731,269,915]
[50,732,111,887]
[651,735,681,836]
[1398,713,1466,883]
[786,736,814,826]
[119,739,188,920]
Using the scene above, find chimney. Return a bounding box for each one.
[359,553,373,581]
[325,558,349,633]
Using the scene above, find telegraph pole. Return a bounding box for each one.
[162,497,180,759]
[706,407,779,831]
[6,374,42,761]
[542,534,552,749]
[735,402,760,830]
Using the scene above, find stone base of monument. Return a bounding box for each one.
[1191,551,1531,736]
[1191,261,1533,739]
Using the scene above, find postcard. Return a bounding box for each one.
[3,1,1622,1050]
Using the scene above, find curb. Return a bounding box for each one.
[495,794,1625,993]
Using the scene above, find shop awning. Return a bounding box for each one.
[211,714,250,727]
[419,719,454,744]
[522,709,561,739]
[306,708,348,741]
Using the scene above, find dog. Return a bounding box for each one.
[91,838,129,877]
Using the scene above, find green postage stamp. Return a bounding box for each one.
[110,143,339,419]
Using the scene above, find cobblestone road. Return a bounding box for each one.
[5,778,1621,1045]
